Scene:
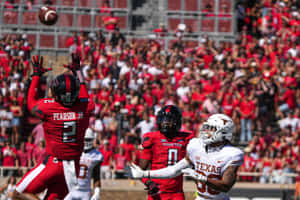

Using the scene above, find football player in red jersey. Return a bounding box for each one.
[12,54,95,200]
[139,105,194,200]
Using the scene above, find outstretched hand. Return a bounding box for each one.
[63,53,81,75]
[31,55,52,76]
[181,168,207,183]
[124,163,147,179]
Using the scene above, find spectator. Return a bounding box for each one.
[0,105,12,139]
[25,135,36,162]
[32,139,47,166]
[99,139,113,179]
[16,141,30,167]
[0,176,16,200]
[153,23,168,37]
[278,86,296,118]
[113,147,127,179]
[31,122,44,146]
[9,99,22,145]
[103,12,118,32]
[120,135,135,162]
[1,140,16,176]
[238,92,256,142]
[135,112,155,139]
[259,150,273,183]
[110,28,125,48]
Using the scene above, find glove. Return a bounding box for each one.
[145,180,160,196]
[63,53,81,75]
[124,163,148,179]
[31,55,52,76]
[91,187,100,200]
[181,168,207,183]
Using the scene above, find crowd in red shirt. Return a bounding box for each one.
[0,0,299,183]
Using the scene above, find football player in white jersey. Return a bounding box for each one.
[65,128,103,200]
[126,114,244,200]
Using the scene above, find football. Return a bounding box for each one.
[38,6,58,26]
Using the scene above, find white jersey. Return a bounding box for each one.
[77,149,103,190]
[187,138,244,200]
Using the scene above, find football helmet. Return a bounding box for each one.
[84,128,95,151]
[156,105,182,136]
[199,114,234,145]
[51,74,79,107]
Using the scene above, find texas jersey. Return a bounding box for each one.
[142,131,194,193]
[34,97,94,160]
[77,149,103,190]
[187,138,244,200]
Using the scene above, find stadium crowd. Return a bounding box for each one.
[0,0,299,189]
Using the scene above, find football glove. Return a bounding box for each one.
[124,163,148,179]
[181,168,207,183]
[63,53,81,75]
[145,180,160,196]
[91,187,100,200]
[31,55,52,76]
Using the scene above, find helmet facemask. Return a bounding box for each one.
[199,114,234,145]
[156,105,182,138]
[159,115,179,137]
[84,138,94,151]
[84,128,95,151]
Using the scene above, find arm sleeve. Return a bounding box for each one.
[147,158,191,179]
[27,76,40,112]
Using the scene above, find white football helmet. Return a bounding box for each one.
[84,128,95,151]
[199,114,234,145]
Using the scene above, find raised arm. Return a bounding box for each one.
[27,55,51,117]
[64,53,89,98]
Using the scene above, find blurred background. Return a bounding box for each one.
[0,0,299,199]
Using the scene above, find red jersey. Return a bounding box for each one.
[27,76,95,160]
[141,131,194,193]
[34,98,94,160]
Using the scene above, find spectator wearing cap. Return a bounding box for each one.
[239,147,256,182]
[99,139,113,179]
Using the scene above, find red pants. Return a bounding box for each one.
[16,155,79,200]
[147,192,185,200]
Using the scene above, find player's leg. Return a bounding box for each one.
[44,159,79,200]
[12,162,48,200]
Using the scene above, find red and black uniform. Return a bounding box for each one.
[141,131,194,200]
[16,75,94,200]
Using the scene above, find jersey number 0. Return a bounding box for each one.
[168,149,178,166]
